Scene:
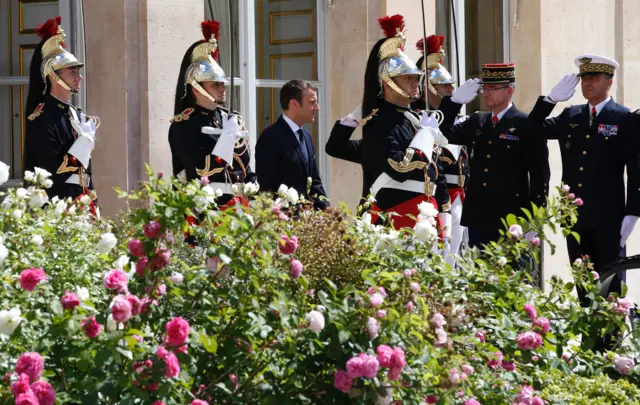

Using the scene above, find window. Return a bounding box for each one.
[204,0,327,179]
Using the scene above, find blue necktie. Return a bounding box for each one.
[297,128,309,162]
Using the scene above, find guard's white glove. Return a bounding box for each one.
[203,115,249,167]
[620,215,638,247]
[409,127,435,161]
[67,113,97,168]
[547,73,580,103]
[420,110,440,129]
[439,212,452,240]
[451,78,481,105]
[339,104,362,128]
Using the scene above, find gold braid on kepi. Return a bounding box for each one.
[36,16,83,94]
[417,35,455,97]
[574,54,619,77]
[183,20,228,105]
[376,15,423,100]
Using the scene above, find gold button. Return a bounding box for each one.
[487,154,491,158]
[507,145,511,149]
[580,167,584,171]
[482,182,487,187]
[484,168,488,172]
[582,151,587,155]
[516,193,520,197]
[586,135,590,139]
[488,140,492,145]
[605,137,609,140]
[578,183,583,188]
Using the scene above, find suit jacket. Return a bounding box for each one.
[256,115,329,209]
[534,97,640,230]
[438,97,551,231]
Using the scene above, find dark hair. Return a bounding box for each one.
[25,40,48,116]
[362,38,386,118]
[173,41,202,115]
[279,79,317,111]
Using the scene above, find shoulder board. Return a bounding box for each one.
[170,108,195,123]
[361,108,379,126]
[27,103,45,121]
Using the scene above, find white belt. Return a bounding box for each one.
[209,182,234,195]
[370,173,435,197]
[66,174,90,188]
[445,174,466,187]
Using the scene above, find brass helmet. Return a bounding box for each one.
[376,15,423,99]
[35,16,83,94]
[182,20,228,105]
[416,35,455,96]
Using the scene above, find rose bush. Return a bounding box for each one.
[0,166,638,404]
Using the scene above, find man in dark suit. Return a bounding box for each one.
[438,63,557,248]
[256,79,329,210]
[531,54,640,306]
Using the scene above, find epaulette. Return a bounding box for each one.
[361,108,379,126]
[27,103,45,121]
[170,108,195,123]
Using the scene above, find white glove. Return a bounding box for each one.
[67,113,97,168]
[547,73,580,103]
[204,115,249,166]
[439,212,452,239]
[451,78,481,105]
[409,127,435,161]
[420,110,440,129]
[339,104,362,128]
[70,112,97,142]
[620,215,638,247]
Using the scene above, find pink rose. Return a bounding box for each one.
[200,176,210,185]
[15,352,44,382]
[136,257,149,277]
[403,269,412,278]
[461,364,474,375]
[487,351,503,369]
[366,317,379,339]
[367,286,387,297]
[166,317,190,347]
[574,198,583,206]
[81,316,102,338]
[290,259,303,279]
[448,368,460,384]
[19,268,46,291]
[523,303,537,321]
[612,297,634,315]
[532,355,540,362]
[362,354,380,379]
[31,381,56,405]
[60,290,80,310]
[517,331,542,350]
[369,293,384,308]
[111,295,132,323]
[406,301,415,312]
[431,313,445,328]
[346,355,364,379]
[592,271,600,280]
[271,204,281,215]
[501,360,516,371]
[531,237,541,246]
[279,235,298,255]
[333,370,353,393]
[561,184,570,193]
[614,356,635,375]
[164,351,180,378]
[156,284,167,296]
[533,317,551,334]
[126,295,142,316]
[387,366,402,381]
[425,395,439,404]
[376,345,393,368]
[376,309,387,319]
[567,193,575,200]
[143,220,162,239]
[516,385,535,403]
[153,402,167,405]
[11,373,31,396]
[532,397,544,405]
[390,347,405,370]
[192,400,209,405]
[464,400,481,405]
[128,238,146,257]
[278,213,288,221]
[509,224,523,239]
[150,249,171,271]
[15,392,39,405]
[476,330,486,343]
[156,345,169,360]
[409,282,420,293]
[435,327,448,347]
[103,269,129,293]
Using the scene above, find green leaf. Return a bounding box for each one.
[116,347,133,360]
[50,300,63,317]
[199,333,218,354]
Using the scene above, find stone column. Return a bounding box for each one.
[83,0,202,217]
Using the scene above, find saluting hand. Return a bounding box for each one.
[548,73,580,103]
[451,78,481,105]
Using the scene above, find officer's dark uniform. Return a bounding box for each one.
[438,64,551,246]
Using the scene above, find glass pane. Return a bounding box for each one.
[204,0,241,80]
[256,86,319,164]
[254,0,318,81]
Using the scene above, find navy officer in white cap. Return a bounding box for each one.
[532,54,640,311]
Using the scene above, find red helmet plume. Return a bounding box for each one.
[378,14,405,39]
[35,16,61,40]
[200,20,221,61]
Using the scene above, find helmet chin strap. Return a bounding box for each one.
[191,81,221,108]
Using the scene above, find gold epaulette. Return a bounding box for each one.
[170,108,195,123]
[361,109,379,126]
[27,103,45,121]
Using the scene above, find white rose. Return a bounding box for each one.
[168,272,184,284]
[96,232,117,254]
[23,171,35,183]
[231,184,240,195]
[42,179,53,189]
[418,201,438,218]
[30,235,43,246]
[79,195,91,206]
[0,161,8,186]
[53,200,66,217]
[113,255,130,270]
[285,188,299,204]
[245,182,259,195]
[316,305,326,313]
[497,256,508,267]
[0,307,22,336]
[375,230,401,252]
[34,167,52,181]
[0,244,8,264]
[106,314,118,332]
[307,310,325,333]
[16,188,29,199]
[214,188,223,198]
[277,184,289,196]
[76,287,90,301]
[414,219,437,242]
[361,212,373,225]
[12,210,23,219]
[28,190,48,209]
[2,196,12,208]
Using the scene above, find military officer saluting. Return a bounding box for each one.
[24,16,99,206]
[438,63,554,248]
[532,55,640,304]
[169,20,256,209]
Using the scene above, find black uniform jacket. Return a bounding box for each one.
[534,97,640,230]
[438,97,551,230]
[24,94,94,200]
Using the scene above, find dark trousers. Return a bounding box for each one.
[468,227,501,249]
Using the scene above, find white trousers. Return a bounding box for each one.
[446,195,465,266]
